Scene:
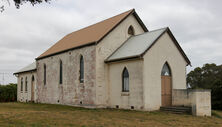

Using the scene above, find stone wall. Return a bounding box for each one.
[36,45,96,106]
[17,71,36,102]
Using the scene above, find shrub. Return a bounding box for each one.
[0,83,17,102]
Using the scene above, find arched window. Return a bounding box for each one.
[21,78,23,92]
[80,55,84,83]
[59,60,63,84]
[25,77,28,92]
[32,75,35,82]
[44,64,46,85]
[128,25,135,36]
[122,67,129,92]
[161,62,171,76]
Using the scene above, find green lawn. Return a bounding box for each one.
[0,102,221,127]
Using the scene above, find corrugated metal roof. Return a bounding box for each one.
[106,28,167,62]
[37,9,136,60]
[14,62,36,74]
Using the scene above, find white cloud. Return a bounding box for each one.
[0,0,222,84]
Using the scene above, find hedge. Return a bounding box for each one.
[0,83,17,102]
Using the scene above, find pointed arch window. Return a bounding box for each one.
[80,55,84,83]
[44,64,46,85]
[128,25,135,36]
[161,62,171,76]
[32,75,35,82]
[122,68,129,92]
[21,78,23,92]
[25,77,28,92]
[59,60,63,84]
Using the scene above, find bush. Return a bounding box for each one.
[0,83,17,102]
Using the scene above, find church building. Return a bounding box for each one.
[14,9,211,116]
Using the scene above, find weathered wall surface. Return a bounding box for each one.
[173,89,211,116]
[194,90,211,116]
[17,71,36,102]
[143,32,188,110]
[36,45,96,106]
[108,59,144,110]
[96,14,145,106]
[172,89,191,106]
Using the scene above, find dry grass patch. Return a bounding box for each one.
[0,102,221,127]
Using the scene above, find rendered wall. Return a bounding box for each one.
[172,89,191,106]
[96,14,145,106]
[143,32,188,110]
[173,89,211,116]
[17,71,36,102]
[108,59,144,110]
[36,45,96,107]
[194,90,211,116]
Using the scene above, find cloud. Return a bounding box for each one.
[0,0,222,84]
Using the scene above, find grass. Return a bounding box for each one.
[0,103,221,127]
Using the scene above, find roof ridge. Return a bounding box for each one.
[37,9,137,60]
[133,27,168,37]
[67,9,135,37]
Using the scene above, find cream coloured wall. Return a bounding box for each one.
[173,89,211,116]
[143,32,188,110]
[108,59,144,110]
[96,14,145,106]
[17,71,36,102]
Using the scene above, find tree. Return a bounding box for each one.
[0,83,17,102]
[1,0,51,12]
[187,63,222,110]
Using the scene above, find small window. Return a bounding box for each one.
[21,78,23,92]
[32,75,35,82]
[44,64,46,85]
[122,67,129,92]
[25,77,28,92]
[59,60,63,84]
[161,62,171,76]
[80,55,84,83]
[128,25,135,36]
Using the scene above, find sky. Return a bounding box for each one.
[0,0,222,84]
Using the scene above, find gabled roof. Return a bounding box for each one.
[37,9,148,60]
[14,62,36,74]
[105,27,191,65]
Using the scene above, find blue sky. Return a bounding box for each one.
[0,0,222,84]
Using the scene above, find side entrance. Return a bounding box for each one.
[161,62,172,107]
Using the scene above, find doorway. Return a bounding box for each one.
[161,62,172,106]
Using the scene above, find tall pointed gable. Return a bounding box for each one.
[37,9,147,60]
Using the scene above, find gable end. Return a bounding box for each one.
[141,28,191,66]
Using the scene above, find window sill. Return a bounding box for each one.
[121,92,130,96]
[58,85,63,88]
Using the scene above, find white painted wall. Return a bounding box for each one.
[96,14,145,106]
[173,89,211,116]
[143,32,188,110]
[108,59,144,110]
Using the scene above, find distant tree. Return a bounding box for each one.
[187,63,222,110]
[0,83,17,102]
[1,0,51,12]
